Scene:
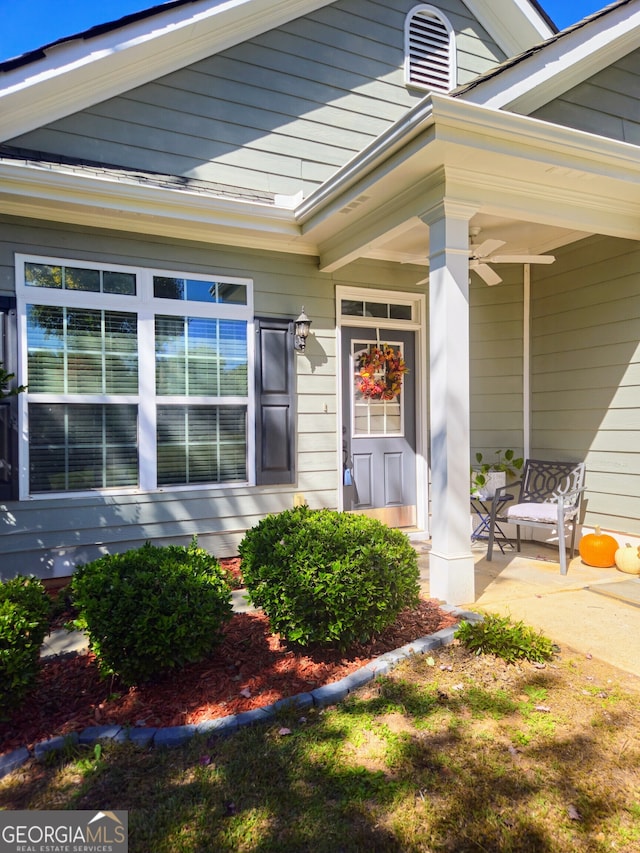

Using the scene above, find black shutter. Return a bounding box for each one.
[255,318,295,485]
[0,297,18,501]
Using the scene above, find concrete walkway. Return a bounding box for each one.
[414,539,640,679]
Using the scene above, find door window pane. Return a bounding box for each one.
[341,299,413,321]
[352,341,404,437]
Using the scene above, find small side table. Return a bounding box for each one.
[471,493,514,554]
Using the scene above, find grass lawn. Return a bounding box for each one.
[2,641,640,852]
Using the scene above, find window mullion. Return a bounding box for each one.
[138,306,156,491]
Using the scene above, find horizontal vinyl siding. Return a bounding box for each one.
[531,235,640,535]
[532,50,640,144]
[7,0,504,196]
[0,215,336,578]
[469,270,524,460]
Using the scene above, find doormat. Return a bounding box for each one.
[587,578,640,608]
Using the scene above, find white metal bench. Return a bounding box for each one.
[486,459,586,575]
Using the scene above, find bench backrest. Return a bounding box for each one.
[518,459,585,508]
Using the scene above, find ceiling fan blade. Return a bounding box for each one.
[487,254,556,264]
[471,262,502,286]
[471,238,505,258]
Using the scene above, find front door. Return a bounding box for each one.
[341,327,416,528]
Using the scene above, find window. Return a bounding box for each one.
[405,5,456,92]
[16,257,253,496]
[351,340,405,438]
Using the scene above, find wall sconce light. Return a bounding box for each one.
[294,306,311,352]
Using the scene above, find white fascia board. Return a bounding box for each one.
[0,0,335,142]
[429,94,640,172]
[462,1,640,114]
[0,158,312,253]
[461,0,554,56]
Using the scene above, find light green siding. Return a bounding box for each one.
[470,269,525,463]
[531,235,640,534]
[6,0,505,197]
[532,50,640,143]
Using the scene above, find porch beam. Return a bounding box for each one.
[422,200,476,605]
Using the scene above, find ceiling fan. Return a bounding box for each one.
[469,227,555,286]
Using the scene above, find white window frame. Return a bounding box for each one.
[404,4,457,93]
[15,254,255,499]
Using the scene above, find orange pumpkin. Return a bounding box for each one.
[579,525,618,568]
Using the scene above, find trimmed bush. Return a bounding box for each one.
[239,507,420,648]
[0,576,51,717]
[71,539,233,685]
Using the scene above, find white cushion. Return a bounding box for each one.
[507,503,562,524]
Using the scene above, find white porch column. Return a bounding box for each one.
[422,202,475,604]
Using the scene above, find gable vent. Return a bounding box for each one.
[405,5,456,92]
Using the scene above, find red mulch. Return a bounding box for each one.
[1,560,457,756]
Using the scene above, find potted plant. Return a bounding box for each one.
[471,449,524,499]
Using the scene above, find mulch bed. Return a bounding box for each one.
[0,560,457,756]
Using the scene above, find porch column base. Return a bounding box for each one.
[429,550,475,606]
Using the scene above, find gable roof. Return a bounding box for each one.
[0,0,553,143]
[0,0,338,142]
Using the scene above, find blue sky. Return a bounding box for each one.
[0,1,609,63]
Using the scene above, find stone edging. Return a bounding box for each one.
[0,608,482,780]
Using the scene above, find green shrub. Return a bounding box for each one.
[71,539,233,685]
[239,507,420,648]
[0,576,51,717]
[455,613,554,663]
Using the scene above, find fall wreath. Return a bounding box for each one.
[357,344,408,400]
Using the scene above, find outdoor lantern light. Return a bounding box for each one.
[294,306,311,352]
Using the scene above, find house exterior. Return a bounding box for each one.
[0,0,638,603]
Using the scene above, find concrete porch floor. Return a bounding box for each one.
[413,538,640,679]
